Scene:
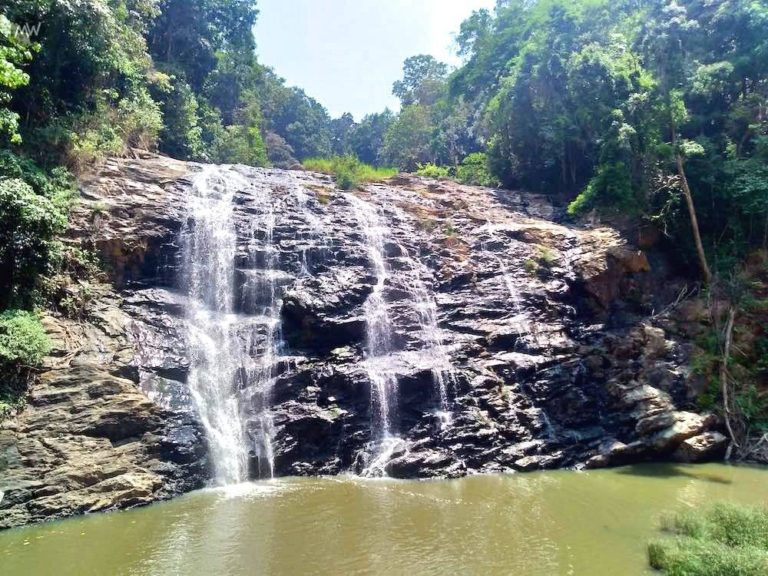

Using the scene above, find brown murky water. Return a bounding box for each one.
[2,463,767,575]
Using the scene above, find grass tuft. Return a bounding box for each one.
[303,156,397,190]
[649,503,768,576]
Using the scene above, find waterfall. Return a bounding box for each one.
[496,254,530,342]
[346,194,401,475]
[238,180,283,479]
[292,183,325,276]
[182,166,285,484]
[182,166,249,485]
[396,242,455,426]
[481,222,535,349]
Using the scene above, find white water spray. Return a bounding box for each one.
[183,166,250,485]
[346,194,400,474]
[396,242,456,425]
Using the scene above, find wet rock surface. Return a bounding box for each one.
[1,155,721,528]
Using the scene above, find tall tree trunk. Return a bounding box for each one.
[763,212,768,250]
[561,142,567,192]
[675,151,712,284]
[720,306,739,454]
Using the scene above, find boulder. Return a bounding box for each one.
[673,431,728,463]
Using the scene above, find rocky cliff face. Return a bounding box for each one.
[0,155,724,529]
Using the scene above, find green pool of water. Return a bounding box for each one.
[2,463,767,575]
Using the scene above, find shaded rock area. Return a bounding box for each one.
[1,154,723,529]
[0,287,207,530]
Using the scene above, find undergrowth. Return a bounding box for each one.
[303,156,397,189]
[649,503,768,576]
[0,309,49,419]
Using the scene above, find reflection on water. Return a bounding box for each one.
[2,463,767,576]
[616,463,734,484]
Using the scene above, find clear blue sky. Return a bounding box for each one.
[254,0,497,120]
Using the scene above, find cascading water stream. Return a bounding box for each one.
[395,241,456,426]
[182,166,288,484]
[182,166,250,485]
[238,182,283,479]
[480,222,538,349]
[346,194,401,476]
[479,224,558,442]
[292,183,325,276]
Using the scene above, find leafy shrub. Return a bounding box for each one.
[0,309,49,419]
[567,162,635,216]
[211,125,268,166]
[0,14,32,146]
[415,162,450,179]
[457,153,497,187]
[208,92,268,166]
[60,89,163,170]
[116,88,164,150]
[332,155,361,190]
[735,386,768,434]
[0,151,73,200]
[649,503,768,576]
[536,245,559,267]
[0,178,68,307]
[0,310,49,367]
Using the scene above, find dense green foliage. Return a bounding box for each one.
[649,503,768,575]
[457,153,497,187]
[415,163,450,179]
[0,309,49,367]
[0,176,67,307]
[0,308,48,417]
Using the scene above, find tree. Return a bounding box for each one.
[383,104,433,171]
[0,178,66,307]
[330,112,355,156]
[148,0,259,91]
[210,91,267,166]
[258,70,332,161]
[150,74,204,160]
[640,2,712,283]
[0,15,32,145]
[392,55,449,107]
[349,110,395,166]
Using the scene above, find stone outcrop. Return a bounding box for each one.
[0,286,207,529]
[0,155,722,529]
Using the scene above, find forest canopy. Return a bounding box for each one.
[375,0,768,279]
